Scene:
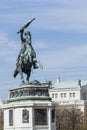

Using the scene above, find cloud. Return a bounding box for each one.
[0,0,87,32]
[34,41,47,49]
[34,42,87,82]
[0,32,20,66]
[39,43,87,69]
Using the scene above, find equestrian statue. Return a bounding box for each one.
[13,18,41,84]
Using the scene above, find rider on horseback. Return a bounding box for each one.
[17,30,38,69]
[14,18,40,84]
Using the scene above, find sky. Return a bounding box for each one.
[0,0,87,100]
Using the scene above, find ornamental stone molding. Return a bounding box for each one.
[8,83,51,102]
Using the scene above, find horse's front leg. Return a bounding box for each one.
[19,69,25,85]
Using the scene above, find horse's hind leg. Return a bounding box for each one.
[26,72,31,83]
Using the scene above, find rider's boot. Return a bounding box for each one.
[33,63,39,69]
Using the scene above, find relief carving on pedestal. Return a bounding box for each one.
[22,109,29,123]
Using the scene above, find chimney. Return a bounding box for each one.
[57,77,61,83]
[78,80,81,87]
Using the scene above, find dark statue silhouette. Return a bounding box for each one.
[13,18,40,85]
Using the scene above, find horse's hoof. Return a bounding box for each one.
[19,81,25,86]
[26,81,30,85]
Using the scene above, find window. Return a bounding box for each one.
[73,92,75,97]
[60,93,66,98]
[22,109,29,123]
[34,109,47,125]
[52,93,54,98]
[9,109,13,126]
[61,93,63,98]
[55,93,58,98]
[51,109,55,123]
[64,93,66,98]
[70,93,72,97]
[69,92,75,97]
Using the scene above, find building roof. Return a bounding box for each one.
[52,80,87,90]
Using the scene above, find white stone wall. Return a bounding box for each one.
[4,107,33,130]
[4,103,56,130]
[49,89,81,102]
[4,109,9,129]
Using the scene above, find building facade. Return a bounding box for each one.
[49,79,87,112]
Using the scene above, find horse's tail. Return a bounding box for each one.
[14,69,18,78]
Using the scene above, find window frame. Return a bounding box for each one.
[9,109,13,126]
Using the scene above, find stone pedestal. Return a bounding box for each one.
[4,83,56,130]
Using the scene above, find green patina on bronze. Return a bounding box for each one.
[13,18,42,85]
[7,81,52,103]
